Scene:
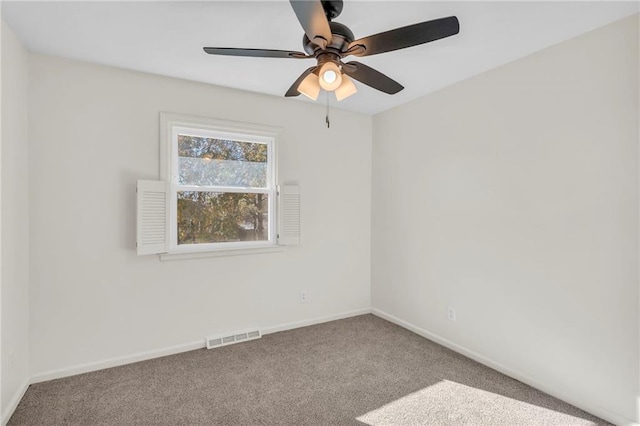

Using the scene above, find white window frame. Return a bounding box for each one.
[160,112,280,254]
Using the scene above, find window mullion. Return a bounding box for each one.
[175,185,270,194]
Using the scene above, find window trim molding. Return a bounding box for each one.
[159,112,281,254]
[159,245,285,262]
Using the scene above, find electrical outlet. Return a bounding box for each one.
[300,290,308,303]
[447,307,456,322]
[8,350,15,368]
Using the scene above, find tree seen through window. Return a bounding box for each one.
[176,135,269,244]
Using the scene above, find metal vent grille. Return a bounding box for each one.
[206,329,261,349]
[208,338,222,347]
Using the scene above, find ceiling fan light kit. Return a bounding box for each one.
[298,73,321,100]
[335,74,358,101]
[203,0,460,102]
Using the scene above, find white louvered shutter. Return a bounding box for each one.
[278,184,300,246]
[136,180,169,255]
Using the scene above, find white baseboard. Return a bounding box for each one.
[30,339,206,384]
[261,308,371,335]
[371,308,638,426]
[30,307,371,385]
[2,379,30,426]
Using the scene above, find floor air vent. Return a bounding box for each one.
[206,329,261,349]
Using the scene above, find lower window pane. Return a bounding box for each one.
[177,191,269,245]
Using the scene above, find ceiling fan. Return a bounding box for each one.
[204,0,459,102]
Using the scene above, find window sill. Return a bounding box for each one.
[159,245,285,262]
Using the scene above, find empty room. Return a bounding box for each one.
[1,1,639,425]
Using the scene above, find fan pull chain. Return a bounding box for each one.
[325,91,330,129]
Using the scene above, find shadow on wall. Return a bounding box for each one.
[120,168,146,251]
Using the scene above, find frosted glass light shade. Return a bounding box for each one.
[335,75,358,101]
[318,62,343,91]
[298,73,320,100]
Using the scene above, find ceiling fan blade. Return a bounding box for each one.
[342,61,403,94]
[203,47,311,59]
[346,16,459,57]
[289,0,333,48]
[285,66,318,97]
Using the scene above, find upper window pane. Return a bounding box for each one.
[178,135,268,188]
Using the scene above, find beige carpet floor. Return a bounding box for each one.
[9,314,611,425]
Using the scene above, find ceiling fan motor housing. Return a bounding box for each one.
[303,21,354,56]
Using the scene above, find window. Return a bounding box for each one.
[136,113,299,258]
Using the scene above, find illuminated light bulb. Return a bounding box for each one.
[318,62,342,92]
[297,73,320,100]
[334,74,358,101]
[323,70,337,84]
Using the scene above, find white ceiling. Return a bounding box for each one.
[2,1,638,115]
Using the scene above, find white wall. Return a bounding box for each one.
[27,54,372,378]
[372,14,639,425]
[1,20,30,422]
[10,10,639,426]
